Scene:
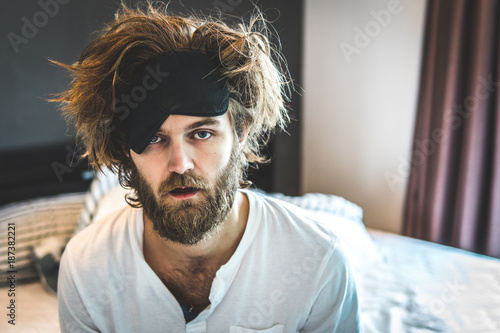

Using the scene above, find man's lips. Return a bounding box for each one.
[168,187,200,199]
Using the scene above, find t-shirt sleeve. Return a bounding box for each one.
[299,242,363,332]
[58,245,100,333]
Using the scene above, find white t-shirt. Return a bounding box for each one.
[58,190,362,332]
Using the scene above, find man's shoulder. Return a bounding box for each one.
[63,206,137,265]
[243,190,354,294]
[244,189,341,253]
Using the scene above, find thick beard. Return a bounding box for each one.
[129,141,241,245]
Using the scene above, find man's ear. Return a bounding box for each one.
[237,126,249,150]
[122,144,130,158]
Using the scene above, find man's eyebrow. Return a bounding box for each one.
[156,118,222,135]
[184,118,221,131]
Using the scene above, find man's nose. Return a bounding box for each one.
[167,141,194,174]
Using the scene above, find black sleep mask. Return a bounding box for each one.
[114,49,231,154]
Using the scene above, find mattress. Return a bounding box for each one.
[359,228,500,333]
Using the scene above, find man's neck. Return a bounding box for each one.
[143,191,249,269]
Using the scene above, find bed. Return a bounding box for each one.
[1,169,500,333]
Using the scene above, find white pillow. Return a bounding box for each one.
[269,192,364,221]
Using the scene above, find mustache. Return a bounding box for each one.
[158,172,209,196]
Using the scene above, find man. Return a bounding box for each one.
[55,3,362,332]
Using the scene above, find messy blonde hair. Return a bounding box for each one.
[52,1,290,187]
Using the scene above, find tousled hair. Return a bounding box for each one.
[51,1,290,189]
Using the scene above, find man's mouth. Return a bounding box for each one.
[168,187,200,200]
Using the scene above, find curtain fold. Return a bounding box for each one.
[404,0,500,258]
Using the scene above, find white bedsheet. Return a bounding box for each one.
[0,282,60,332]
[359,228,500,333]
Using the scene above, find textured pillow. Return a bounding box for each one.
[268,192,364,221]
[76,168,120,233]
[0,193,85,286]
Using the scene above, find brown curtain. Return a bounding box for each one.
[403,0,500,258]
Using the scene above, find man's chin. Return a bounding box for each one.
[151,212,221,246]
[164,228,220,246]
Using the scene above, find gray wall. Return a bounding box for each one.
[1,0,120,151]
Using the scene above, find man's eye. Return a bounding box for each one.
[194,131,212,140]
[150,136,162,144]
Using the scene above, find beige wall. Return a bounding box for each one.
[302,0,427,233]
